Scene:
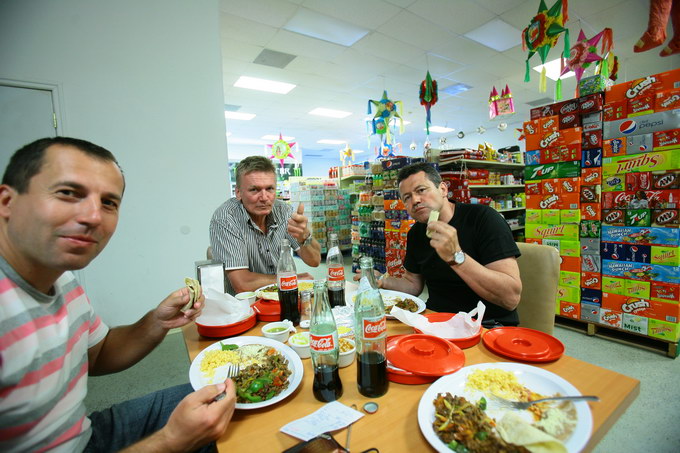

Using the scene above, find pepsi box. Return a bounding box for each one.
[581,303,601,321]
[600,242,627,261]
[581,238,601,255]
[603,109,680,139]
[581,288,603,305]
[625,133,653,154]
[582,148,603,168]
[626,244,652,263]
[382,157,411,171]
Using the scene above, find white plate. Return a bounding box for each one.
[189,336,304,410]
[347,289,426,318]
[417,362,593,453]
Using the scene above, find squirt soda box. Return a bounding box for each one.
[603,150,680,175]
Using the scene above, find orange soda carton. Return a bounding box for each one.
[654,88,680,112]
[561,255,580,272]
[581,203,601,221]
[559,301,580,319]
[560,177,580,193]
[581,272,602,290]
[581,167,602,185]
[541,179,561,194]
[652,129,680,150]
[599,308,623,328]
[603,100,627,121]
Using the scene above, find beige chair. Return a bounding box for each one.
[514,242,560,335]
[206,246,213,260]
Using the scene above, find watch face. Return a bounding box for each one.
[454,250,465,264]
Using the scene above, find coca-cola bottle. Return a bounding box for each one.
[354,256,389,397]
[310,279,343,402]
[326,233,346,307]
[276,239,300,325]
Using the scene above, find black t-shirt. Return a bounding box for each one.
[404,202,521,326]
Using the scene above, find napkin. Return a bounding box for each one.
[195,287,253,326]
[390,301,485,338]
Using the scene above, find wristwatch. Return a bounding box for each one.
[447,250,465,266]
[302,232,313,247]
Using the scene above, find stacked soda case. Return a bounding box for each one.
[595,67,680,343]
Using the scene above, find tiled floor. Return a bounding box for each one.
[86,255,680,452]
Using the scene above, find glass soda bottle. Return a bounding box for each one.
[310,279,343,402]
[326,233,346,308]
[276,239,300,325]
[354,256,389,397]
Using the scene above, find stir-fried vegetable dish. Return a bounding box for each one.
[232,347,292,403]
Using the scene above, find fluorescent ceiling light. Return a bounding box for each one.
[464,19,521,52]
[225,111,256,120]
[533,58,575,81]
[353,149,365,154]
[227,137,268,145]
[233,76,296,94]
[262,134,295,141]
[441,83,473,96]
[428,126,455,133]
[317,139,346,145]
[309,108,352,118]
[284,8,369,47]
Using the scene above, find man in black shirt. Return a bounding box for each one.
[379,162,522,326]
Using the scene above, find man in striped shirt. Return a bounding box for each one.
[0,137,236,452]
[210,156,321,295]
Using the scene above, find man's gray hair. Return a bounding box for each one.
[235,156,276,188]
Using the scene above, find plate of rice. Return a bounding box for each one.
[189,336,304,409]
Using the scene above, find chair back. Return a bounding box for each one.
[207,246,213,260]
[515,242,560,334]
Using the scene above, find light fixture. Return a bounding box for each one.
[224,111,256,120]
[498,122,508,131]
[309,108,352,118]
[262,134,295,141]
[532,58,575,81]
[457,131,465,139]
[317,139,346,145]
[428,126,455,133]
[233,76,296,94]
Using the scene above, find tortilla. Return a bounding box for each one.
[426,210,439,238]
[183,277,201,311]
[496,412,567,453]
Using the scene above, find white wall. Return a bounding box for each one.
[0,0,229,325]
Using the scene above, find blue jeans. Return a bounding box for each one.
[85,383,216,453]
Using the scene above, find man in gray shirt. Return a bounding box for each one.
[209,156,321,294]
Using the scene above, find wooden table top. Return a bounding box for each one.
[182,320,639,452]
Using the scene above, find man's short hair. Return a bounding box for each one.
[235,156,276,188]
[2,137,123,194]
[397,162,442,187]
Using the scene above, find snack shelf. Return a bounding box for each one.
[556,316,678,358]
[510,225,525,231]
[498,207,526,213]
[468,184,525,190]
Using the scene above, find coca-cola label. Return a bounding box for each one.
[328,266,345,281]
[278,274,298,291]
[310,332,337,353]
[362,315,387,340]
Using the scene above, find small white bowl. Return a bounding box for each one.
[262,321,295,342]
[288,332,311,359]
[235,291,257,306]
[338,338,356,368]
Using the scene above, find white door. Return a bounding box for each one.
[0,83,57,177]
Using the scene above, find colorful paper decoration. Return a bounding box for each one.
[559,28,613,98]
[375,141,401,159]
[267,133,297,168]
[522,0,570,92]
[419,71,438,134]
[368,90,403,144]
[340,144,354,166]
[489,85,515,119]
[634,0,680,56]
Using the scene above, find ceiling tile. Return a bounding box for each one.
[377,10,456,50]
[352,32,425,65]
[408,0,496,35]
[219,0,299,27]
[475,0,527,15]
[266,29,346,60]
[220,13,278,47]
[430,36,498,66]
[301,0,402,29]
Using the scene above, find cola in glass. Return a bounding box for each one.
[354,256,388,397]
[310,279,343,402]
[276,239,300,325]
[326,232,346,307]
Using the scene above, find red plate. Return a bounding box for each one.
[253,299,281,322]
[412,312,482,349]
[386,336,438,385]
[482,327,565,362]
[196,311,257,338]
[387,334,465,377]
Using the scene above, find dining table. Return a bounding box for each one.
[182,316,640,453]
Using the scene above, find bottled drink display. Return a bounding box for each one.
[310,279,343,402]
[326,233,346,308]
[276,239,300,325]
[354,256,389,397]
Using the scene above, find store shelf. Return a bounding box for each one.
[469,184,525,190]
[509,225,525,231]
[439,159,525,171]
[340,174,369,181]
[498,207,525,213]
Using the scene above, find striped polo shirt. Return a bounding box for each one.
[209,198,301,295]
[0,256,109,452]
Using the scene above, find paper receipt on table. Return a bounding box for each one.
[280,401,364,441]
[426,210,439,238]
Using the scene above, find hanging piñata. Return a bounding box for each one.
[559,28,614,98]
[489,85,515,119]
[368,90,403,145]
[340,144,354,166]
[522,0,570,93]
[267,133,297,169]
[419,71,438,134]
[488,86,499,119]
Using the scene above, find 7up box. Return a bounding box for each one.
[524,161,581,181]
[603,150,680,174]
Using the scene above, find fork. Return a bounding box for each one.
[488,393,600,410]
[213,357,241,402]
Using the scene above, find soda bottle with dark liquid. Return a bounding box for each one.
[354,256,389,397]
[326,232,346,307]
[310,279,343,402]
[276,239,300,325]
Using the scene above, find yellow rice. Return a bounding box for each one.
[465,368,528,400]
